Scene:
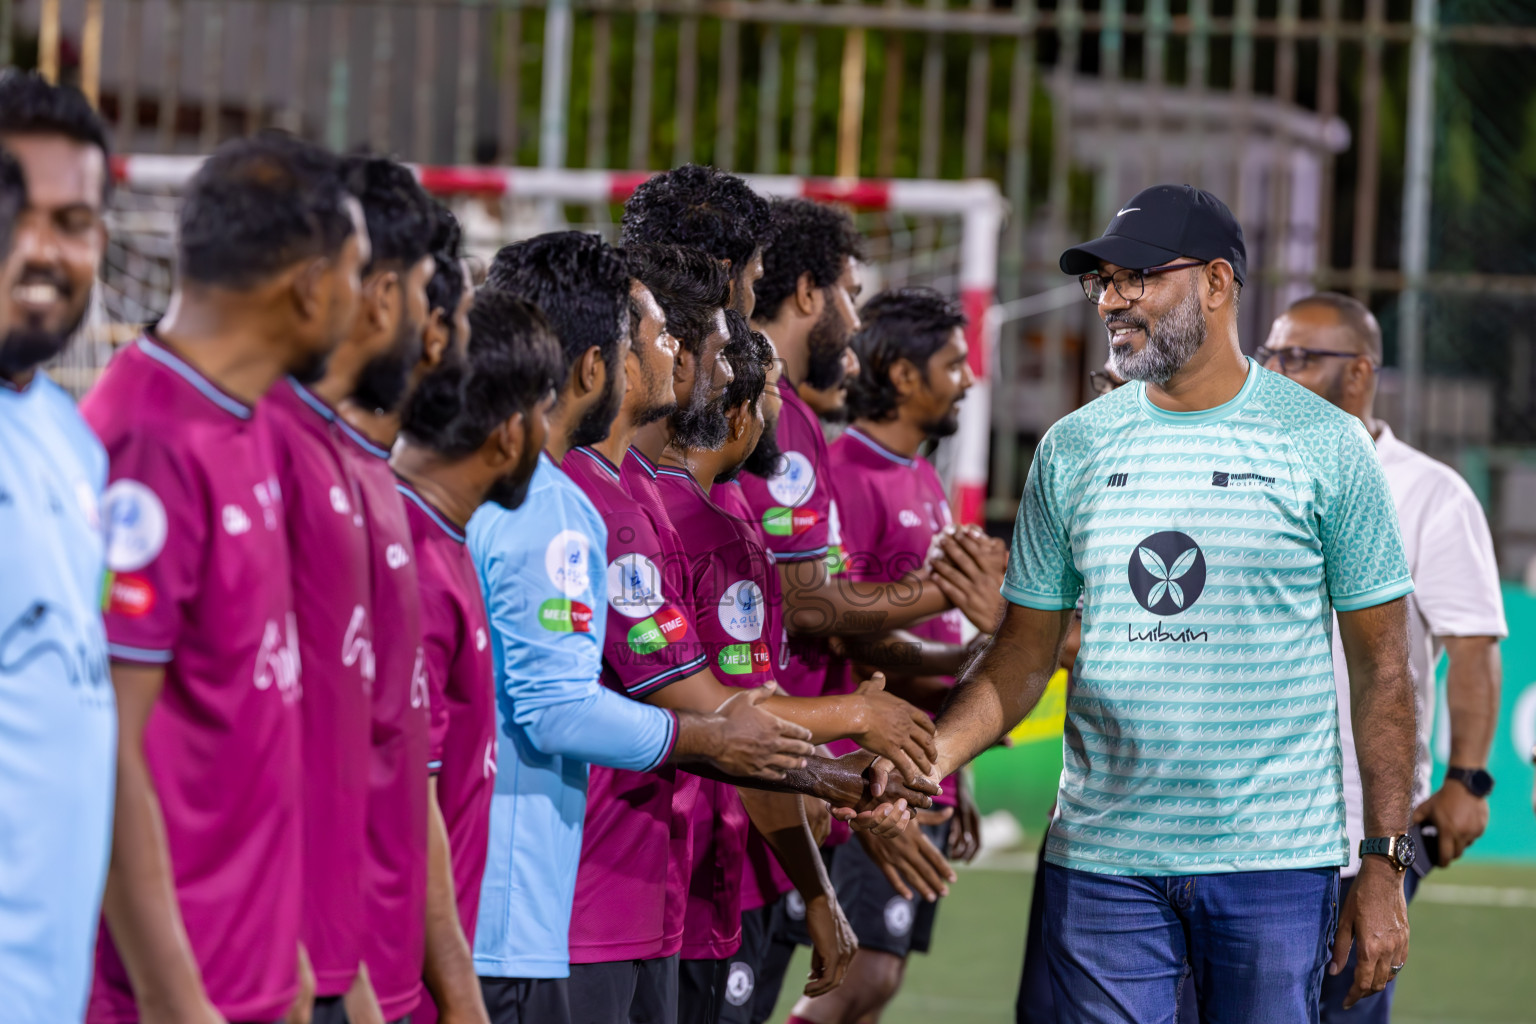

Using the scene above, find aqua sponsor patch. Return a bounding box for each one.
[544,529,593,597]
[717,579,765,641]
[766,450,815,507]
[607,552,666,619]
[102,479,167,572]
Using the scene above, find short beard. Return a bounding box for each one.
[353,321,425,414]
[633,353,677,427]
[288,347,332,385]
[484,474,533,511]
[669,374,730,451]
[0,326,70,377]
[742,409,785,478]
[804,301,850,391]
[1107,283,1206,387]
[922,407,961,439]
[569,367,623,448]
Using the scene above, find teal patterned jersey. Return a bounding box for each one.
[1003,359,1413,875]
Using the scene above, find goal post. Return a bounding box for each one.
[104,157,1005,524]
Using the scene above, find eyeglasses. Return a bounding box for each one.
[1079,260,1208,304]
[1255,346,1374,375]
[1088,370,1127,396]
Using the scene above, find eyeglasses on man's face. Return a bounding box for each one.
[1079,260,1208,304]
[1255,345,1375,375]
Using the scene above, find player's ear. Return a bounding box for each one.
[288,256,331,323]
[420,306,450,369]
[727,400,752,443]
[889,357,921,399]
[1205,259,1235,313]
[577,345,604,397]
[362,269,399,334]
[794,272,821,317]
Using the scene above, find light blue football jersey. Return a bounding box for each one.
[1003,360,1413,875]
[0,375,116,1021]
[468,453,676,978]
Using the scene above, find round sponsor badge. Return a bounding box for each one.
[724,962,755,1007]
[718,580,765,641]
[785,890,806,921]
[883,896,915,937]
[606,552,666,619]
[766,450,815,507]
[544,529,592,597]
[103,479,168,572]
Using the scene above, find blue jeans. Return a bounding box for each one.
[1317,868,1421,1024]
[1042,861,1340,1024]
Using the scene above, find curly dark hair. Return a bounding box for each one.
[0,149,25,255]
[620,165,772,283]
[722,308,772,413]
[486,230,631,378]
[845,287,967,423]
[625,242,730,359]
[345,154,436,274]
[424,201,466,323]
[753,198,866,322]
[401,288,562,458]
[177,133,358,290]
[0,70,111,198]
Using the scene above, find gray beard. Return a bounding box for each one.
[1107,285,1206,387]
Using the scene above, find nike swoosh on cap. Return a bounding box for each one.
[1117,207,1141,216]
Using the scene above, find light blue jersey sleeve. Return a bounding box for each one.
[1002,423,1085,610]
[1318,420,1415,612]
[470,471,676,773]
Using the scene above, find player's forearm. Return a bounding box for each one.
[931,607,1071,779]
[740,789,831,900]
[779,561,950,637]
[1340,600,1417,836]
[101,749,209,1015]
[422,786,486,1022]
[1442,636,1502,768]
[840,630,967,677]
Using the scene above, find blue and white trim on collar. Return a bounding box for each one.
[137,337,252,420]
[395,480,466,544]
[571,446,622,483]
[845,426,914,468]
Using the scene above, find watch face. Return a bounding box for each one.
[1397,834,1417,869]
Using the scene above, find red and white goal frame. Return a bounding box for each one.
[109,158,1005,525]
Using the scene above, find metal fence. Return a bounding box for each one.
[9,0,1536,566]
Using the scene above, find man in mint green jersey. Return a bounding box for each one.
[846,185,1419,1024]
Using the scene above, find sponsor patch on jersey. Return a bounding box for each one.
[724,962,755,1007]
[102,479,168,572]
[104,572,155,617]
[825,544,846,576]
[627,604,689,655]
[607,552,666,619]
[717,641,772,676]
[766,450,816,507]
[539,598,594,633]
[544,529,593,597]
[762,507,820,537]
[718,579,765,641]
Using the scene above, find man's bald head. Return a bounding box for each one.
[1284,292,1382,365]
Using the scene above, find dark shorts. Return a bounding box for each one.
[480,976,572,1024]
[678,957,730,1024]
[310,995,412,1024]
[717,901,780,1024]
[567,954,679,1024]
[829,822,948,958]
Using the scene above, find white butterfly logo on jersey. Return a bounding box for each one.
[252,479,280,532]
[386,543,411,570]
[898,509,923,528]
[222,504,252,536]
[340,604,376,691]
[329,486,351,515]
[475,628,488,652]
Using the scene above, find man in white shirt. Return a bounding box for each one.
[1260,292,1508,1024]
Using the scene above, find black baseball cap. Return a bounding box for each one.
[1059,184,1247,286]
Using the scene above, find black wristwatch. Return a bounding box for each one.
[1360,833,1417,873]
[1445,766,1495,798]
